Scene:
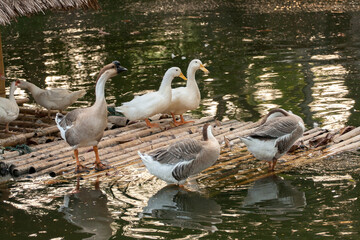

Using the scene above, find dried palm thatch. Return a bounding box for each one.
[0,0,100,26]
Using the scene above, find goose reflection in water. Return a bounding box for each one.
[59,178,113,240]
[243,175,306,213]
[141,185,222,232]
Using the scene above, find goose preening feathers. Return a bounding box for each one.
[115,67,187,128]
[240,108,305,171]
[164,59,209,126]
[16,79,86,118]
[0,81,19,133]
[138,123,220,185]
[55,61,127,173]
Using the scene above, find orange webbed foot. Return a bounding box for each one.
[145,118,160,128]
[75,164,90,174]
[179,115,194,125]
[95,162,110,172]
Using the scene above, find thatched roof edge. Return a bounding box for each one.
[0,0,99,26]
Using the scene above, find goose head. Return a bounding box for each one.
[164,67,187,81]
[15,80,27,89]
[188,59,209,74]
[96,61,127,82]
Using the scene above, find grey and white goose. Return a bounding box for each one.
[240,108,305,171]
[55,61,127,173]
[138,123,220,185]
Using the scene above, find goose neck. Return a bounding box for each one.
[94,72,110,104]
[158,73,173,94]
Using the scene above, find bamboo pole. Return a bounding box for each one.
[0,125,59,147]
[0,30,5,98]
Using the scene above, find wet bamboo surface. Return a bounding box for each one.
[1,115,360,187]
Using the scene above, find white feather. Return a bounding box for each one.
[138,151,180,184]
[241,137,277,161]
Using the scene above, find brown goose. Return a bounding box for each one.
[15,80,86,118]
[138,123,220,185]
[55,61,127,173]
[240,108,305,171]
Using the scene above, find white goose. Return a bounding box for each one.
[115,67,187,128]
[55,61,127,173]
[138,123,220,185]
[16,80,86,118]
[0,81,19,133]
[240,108,305,171]
[164,59,209,126]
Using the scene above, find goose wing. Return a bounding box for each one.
[56,108,83,130]
[0,99,16,117]
[250,117,299,139]
[150,139,204,182]
[251,117,303,154]
[150,139,203,164]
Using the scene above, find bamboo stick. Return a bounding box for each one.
[0,125,59,147]
[333,126,360,143]
[15,98,29,105]
[326,134,360,153]
[19,107,62,117]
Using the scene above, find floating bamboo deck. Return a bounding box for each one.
[1,115,360,186]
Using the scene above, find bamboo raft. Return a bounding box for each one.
[0,114,359,186]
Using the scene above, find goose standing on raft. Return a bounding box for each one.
[138,123,220,185]
[15,80,86,118]
[0,81,19,133]
[115,67,187,128]
[164,59,209,126]
[240,108,305,171]
[55,61,127,173]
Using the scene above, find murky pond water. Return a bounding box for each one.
[1,153,360,239]
[2,0,360,239]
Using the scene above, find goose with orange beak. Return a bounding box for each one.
[115,67,187,128]
[164,59,209,126]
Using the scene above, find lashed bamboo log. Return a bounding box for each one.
[15,98,29,105]
[0,125,59,147]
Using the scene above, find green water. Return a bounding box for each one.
[1,153,360,239]
[2,0,360,239]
